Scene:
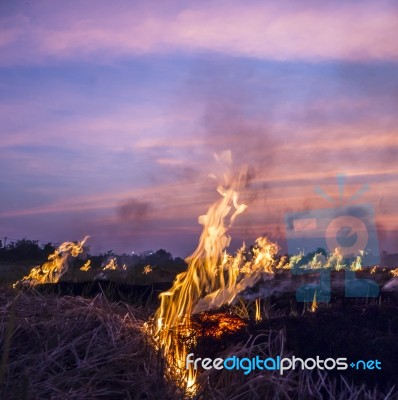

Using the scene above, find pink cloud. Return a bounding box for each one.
[1,1,398,65]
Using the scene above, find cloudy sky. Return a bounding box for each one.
[0,0,397,256]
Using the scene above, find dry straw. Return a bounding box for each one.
[0,290,178,399]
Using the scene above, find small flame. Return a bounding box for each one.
[390,268,398,277]
[255,298,262,322]
[350,251,364,271]
[142,265,153,275]
[311,291,317,312]
[14,236,89,287]
[103,258,118,271]
[284,247,358,273]
[80,260,91,271]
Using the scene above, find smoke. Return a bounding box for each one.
[186,63,279,244]
[116,198,152,222]
[198,72,276,173]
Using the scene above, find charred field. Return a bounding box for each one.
[1,267,398,400]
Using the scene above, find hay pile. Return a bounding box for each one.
[0,290,176,399]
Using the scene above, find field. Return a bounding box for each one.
[1,265,397,399]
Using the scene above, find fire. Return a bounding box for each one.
[350,251,364,271]
[193,236,281,314]
[255,298,262,322]
[13,237,89,287]
[152,152,250,390]
[311,291,317,312]
[102,257,127,271]
[284,246,361,273]
[391,268,398,277]
[103,258,117,271]
[142,265,153,275]
[80,260,91,271]
[151,152,283,392]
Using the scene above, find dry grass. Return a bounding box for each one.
[0,289,179,400]
[1,287,396,399]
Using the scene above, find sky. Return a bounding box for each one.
[0,0,398,257]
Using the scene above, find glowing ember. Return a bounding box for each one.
[13,237,89,287]
[192,312,246,339]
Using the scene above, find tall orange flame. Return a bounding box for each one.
[154,152,248,389]
[153,152,281,392]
